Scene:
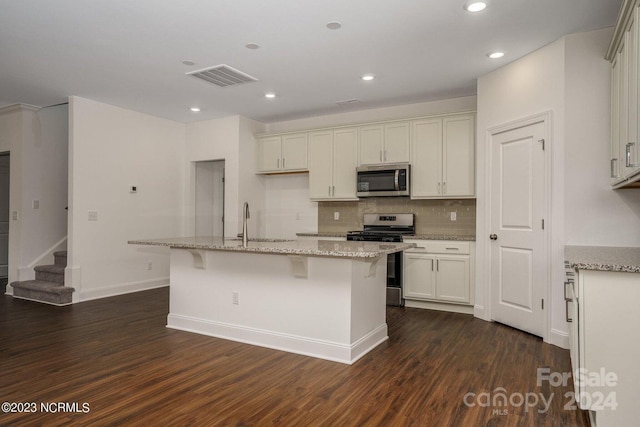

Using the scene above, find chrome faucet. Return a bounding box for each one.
[242,202,250,246]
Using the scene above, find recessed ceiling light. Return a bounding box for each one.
[361,74,375,81]
[182,60,196,66]
[464,1,487,12]
[265,92,276,99]
[190,107,201,112]
[326,21,342,30]
[487,51,505,59]
[246,43,260,50]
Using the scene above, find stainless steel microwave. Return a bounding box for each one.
[356,163,410,197]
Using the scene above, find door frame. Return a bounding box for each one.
[481,111,553,343]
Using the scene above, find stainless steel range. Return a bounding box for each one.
[346,213,415,306]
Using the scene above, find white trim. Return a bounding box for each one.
[483,111,553,343]
[474,304,489,321]
[549,328,569,349]
[18,237,67,281]
[77,278,169,302]
[10,295,72,306]
[27,236,67,269]
[405,299,474,315]
[167,313,388,365]
[0,103,40,116]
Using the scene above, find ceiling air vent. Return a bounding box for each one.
[187,64,258,87]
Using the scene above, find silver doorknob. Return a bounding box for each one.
[489,234,498,240]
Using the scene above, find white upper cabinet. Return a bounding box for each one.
[384,122,411,163]
[259,136,283,172]
[609,3,640,187]
[411,119,442,197]
[308,128,358,201]
[443,115,475,197]
[411,114,475,198]
[258,133,308,173]
[256,112,475,199]
[358,122,410,165]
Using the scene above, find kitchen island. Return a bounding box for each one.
[129,237,415,364]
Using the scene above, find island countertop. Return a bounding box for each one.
[129,236,416,259]
[565,245,640,273]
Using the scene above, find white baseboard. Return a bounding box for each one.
[404,299,474,314]
[474,304,491,321]
[77,277,169,302]
[548,328,569,349]
[167,313,388,365]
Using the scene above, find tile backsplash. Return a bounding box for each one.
[318,198,476,236]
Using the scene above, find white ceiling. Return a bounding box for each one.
[0,0,622,123]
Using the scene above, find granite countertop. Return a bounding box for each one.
[296,232,475,241]
[129,236,416,259]
[565,245,640,273]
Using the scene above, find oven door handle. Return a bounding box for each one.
[394,169,400,191]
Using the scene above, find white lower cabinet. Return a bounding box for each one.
[569,269,640,427]
[403,240,474,310]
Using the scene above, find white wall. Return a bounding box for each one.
[238,116,267,237]
[185,116,267,238]
[564,28,640,245]
[265,96,477,133]
[477,37,566,346]
[68,97,185,301]
[19,104,69,276]
[476,28,624,349]
[265,174,318,238]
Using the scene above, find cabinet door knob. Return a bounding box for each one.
[489,234,498,240]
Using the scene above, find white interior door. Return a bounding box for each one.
[490,120,547,337]
[195,160,225,238]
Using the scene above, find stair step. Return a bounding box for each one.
[10,280,74,306]
[54,251,67,267]
[34,265,65,284]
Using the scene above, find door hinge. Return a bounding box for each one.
[542,219,545,230]
[541,299,544,310]
[539,139,545,150]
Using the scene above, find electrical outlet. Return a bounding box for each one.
[12,211,18,220]
[334,212,340,221]
[147,261,153,271]
[232,291,239,305]
[32,200,39,209]
[88,211,98,221]
[450,212,457,221]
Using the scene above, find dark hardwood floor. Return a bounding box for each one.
[0,288,589,426]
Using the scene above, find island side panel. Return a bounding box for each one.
[166,248,388,364]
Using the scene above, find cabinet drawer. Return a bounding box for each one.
[405,240,470,254]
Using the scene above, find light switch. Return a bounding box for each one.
[32,200,40,209]
[450,212,457,221]
[11,211,18,220]
[88,211,98,221]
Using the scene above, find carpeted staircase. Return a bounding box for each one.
[8,251,74,305]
